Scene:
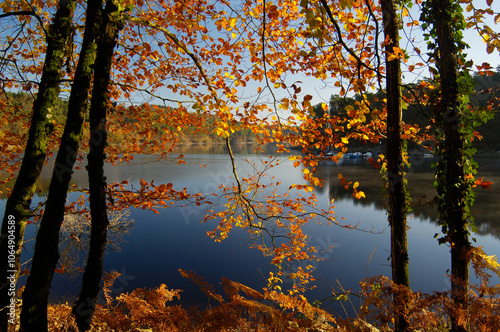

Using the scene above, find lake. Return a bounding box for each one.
[2,147,500,317]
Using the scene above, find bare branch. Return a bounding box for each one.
[0,10,47,37]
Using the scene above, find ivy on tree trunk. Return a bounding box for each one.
[422,0,473,330]
[434,9,470,332]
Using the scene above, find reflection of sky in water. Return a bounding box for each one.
[1,153,499,313]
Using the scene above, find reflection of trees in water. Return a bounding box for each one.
[315,159,500,240]
[172,142,278,155]
[59,209,134,276]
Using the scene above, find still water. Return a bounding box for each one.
[3,148,500,316]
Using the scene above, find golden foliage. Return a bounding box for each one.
[180,269,336,331]
[179,268,224,304]
[26,265,498,331]
[46,304,78,332]
[336,274,500,332]
[38,269,337,331]
[2,0,499,330]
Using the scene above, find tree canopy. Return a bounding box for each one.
[0,0,499,330]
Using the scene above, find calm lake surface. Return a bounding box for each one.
[2,147,500,316]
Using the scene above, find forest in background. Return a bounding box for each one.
[2,67,499,152]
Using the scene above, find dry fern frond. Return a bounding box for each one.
[468,291,500,332]
[222,276,265,300]
[179,268,224,303]
[102,270,122,305]
[92,284,187,331]
[181,270,336,331]
[265,289,335,325]
[471,246,500,282]
[353,274,500,332]
[47,303,78,331]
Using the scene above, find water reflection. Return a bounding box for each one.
[315,156,500,240]
[59,209,134,276]
[1,151,499,310]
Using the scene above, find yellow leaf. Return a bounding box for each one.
[483,254,500,270]
[281,98,290,110]
[387,54,398,61]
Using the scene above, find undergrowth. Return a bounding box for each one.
[7,250,500,331]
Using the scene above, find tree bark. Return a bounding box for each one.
[431,0,470,330]
[381,0,410,330]
[0,1,75,330]
[19,1,103,330]
[72,2,122,330]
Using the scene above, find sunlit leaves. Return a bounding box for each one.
[213,120,236,138]
[471,246,500,279]
[2,0,497,311]
[107,177,207,216]
[473,177,493,190]
[462,0,500,55]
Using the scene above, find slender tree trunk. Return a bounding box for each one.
[19,1,103,330]
[0,1,75,329]
[381,0,410,331]
[72,2,122,330]
[431,0,470,330]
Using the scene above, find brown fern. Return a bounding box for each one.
[102,270,122,305]
[179,268,224,303]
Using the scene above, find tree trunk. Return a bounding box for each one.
[19,1,103,330]
[72,2,122,330]
[0,1,75,329]
[381,0,410,330]
[431,0,470,330]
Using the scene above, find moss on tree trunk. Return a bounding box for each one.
[0,1,76,329]
[19,1,104,330]
[72,1,123,330]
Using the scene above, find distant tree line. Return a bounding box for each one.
[0,93,259,148]
[312,67,500,152]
